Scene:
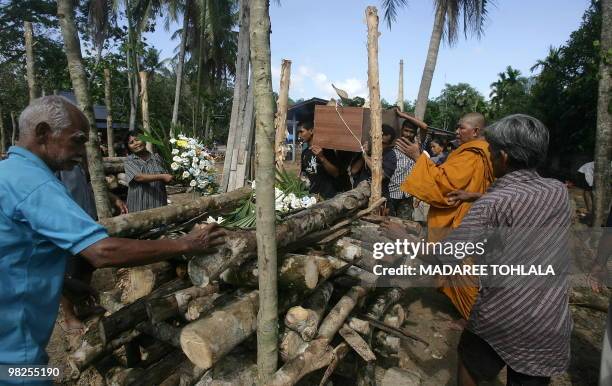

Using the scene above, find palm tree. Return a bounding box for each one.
[530,46,562,73]
[382,0,490,120]
[593,0,611,227]
[57,0,113,219]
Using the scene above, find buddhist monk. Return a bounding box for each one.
[387,112,494,321]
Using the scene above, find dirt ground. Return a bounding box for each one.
[46,185,609,385]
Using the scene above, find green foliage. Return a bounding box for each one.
[488,66,530,120]
[428,83,487,129]
[276,168,309,197]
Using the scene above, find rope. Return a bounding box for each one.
[334,100,365,153]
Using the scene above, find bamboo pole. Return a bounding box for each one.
[250,0,278,381]
[139,71,152,152]
[24,21,37,102]
[57,0,113,219]
[274,59,291,168]
[366,7,383,206]
[104,68,115,157]
[397,60,404,111]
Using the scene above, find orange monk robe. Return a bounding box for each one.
[400,138,494,319]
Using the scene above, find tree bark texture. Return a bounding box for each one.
[284,281,334,341]
[10,111,17,145]
[139,71,152,152]
[104,68,115,157]
[187,182,371,287]
[24,21,38,102]
[397,60,404,111]
[98,186,250,237]
[593,0,612,227]
[414,5,445,121]
[145,283,220,323]
[57,0,113,219]
[223,0,250,192]
[0,105,5,154]
[251,0,280,372]
[117,262,175,304]
[366,7,383,206]
[171,0,191,132]
[274,59,291,168]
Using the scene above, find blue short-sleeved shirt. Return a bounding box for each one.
[0,146,109,366]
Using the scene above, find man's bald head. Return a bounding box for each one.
[456,112,486,144]
[17,96,89,171]
[18,96,86,139]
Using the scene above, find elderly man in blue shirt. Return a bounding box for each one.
[0,96,225,372]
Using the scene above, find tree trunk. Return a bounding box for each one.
[414,4,445,121]
[98,186,250,237]
[0,105,5,154]
[366,7,383,207]
[139,71,153,152]
[145,283,219,323]
[24,21,38,102]
[196,350,257,385]
[180,290,259,370]
[223,0,250,192]
[274,59,291,168]
[250,0,279,379]
[593,0,612,227]
[194,0,208,136]
[57,0,113,219]
[104,68,115,157]
[171,1,191,133]
[188,182,371,287]
[283,283,334,343]
[126,0,140,133]
[117,262,175,304]
[98,279,191,345]
[396,60,404,111]
[10,111,17,145]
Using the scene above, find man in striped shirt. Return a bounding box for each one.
[388,114,418,218]
[384,114,572,385]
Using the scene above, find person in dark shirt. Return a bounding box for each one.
[351,124,398,199]
[298,121,340,199]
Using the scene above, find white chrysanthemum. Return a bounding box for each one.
[192,168,201,176]
[171,162,180,171]
[189,180,197,187]
[169,138,177,144]
[172,155,182,162]
[171,148,179,155]
[251,180,256,189]
[309,196,317,206]
[291,198,301,209]
[182,171,190,179]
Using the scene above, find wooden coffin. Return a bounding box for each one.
[312,105,400,152]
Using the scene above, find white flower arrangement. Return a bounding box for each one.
[170,134,218,195]
[251,180,317,214]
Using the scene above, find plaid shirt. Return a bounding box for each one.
[389,147,414,199]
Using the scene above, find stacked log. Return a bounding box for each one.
[67,182,424,385]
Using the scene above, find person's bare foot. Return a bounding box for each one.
[447,318,468,331]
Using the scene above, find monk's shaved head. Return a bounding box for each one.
[460,112,486,129]
[456,112,486,144]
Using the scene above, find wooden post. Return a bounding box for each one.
[250,0,278,381]
[24,21,37,102]
[223,0,251,192]
[274,59,291,168]
[57,0,113,219]
[10,111,17,145]
[396,60,404,111]
[366,6,383,206]
[593,0,612,227]
[139,71,152,152]
[104,68,115,157]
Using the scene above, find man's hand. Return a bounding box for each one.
[181,223,226,254]
[587,263,607,293]
[446,190,482,206]
[113,197,128,214]
[311,145,324,158]
[161,174,174,184]
[396,138,421,160]
[380,219,409,241]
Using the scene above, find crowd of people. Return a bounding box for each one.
[0,96,610,386]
